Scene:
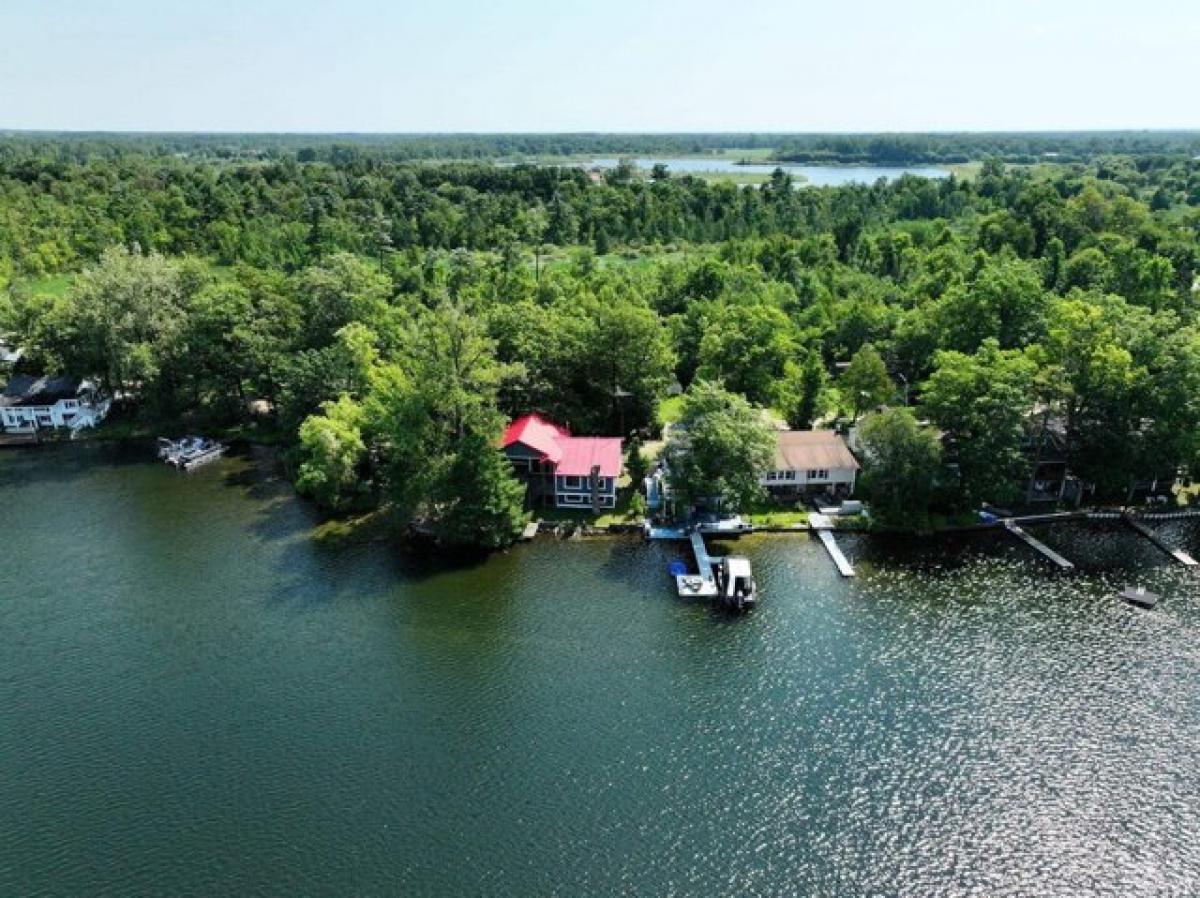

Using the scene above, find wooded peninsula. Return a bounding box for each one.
[2,132,1199,546]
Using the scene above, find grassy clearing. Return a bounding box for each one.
[741,496,811,528]
[685,170,774,186]
[944,161,984,181]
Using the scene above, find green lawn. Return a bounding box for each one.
[534,489,644,528]
[741,497,811,528]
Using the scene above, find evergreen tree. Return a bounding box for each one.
[432,432,528,548]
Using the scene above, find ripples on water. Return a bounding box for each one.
[1,448,1199,897]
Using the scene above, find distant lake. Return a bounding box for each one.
[582,157,952,186]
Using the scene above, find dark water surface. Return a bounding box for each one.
[2,446,1199,897]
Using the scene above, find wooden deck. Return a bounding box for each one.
[1003,520,1075,570]
[809,513,855,577]
[1123,513,1198,567]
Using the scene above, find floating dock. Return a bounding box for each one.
[1119,585,1160,609]
[676,529,720,598]
[809,513,855,577]
[1122,513,1198,567]
[1003,520,1075,570]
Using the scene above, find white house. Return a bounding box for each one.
[1,375,111,434]
[500,413,622,509]
[762,430,859,498]
[0,338,21,370]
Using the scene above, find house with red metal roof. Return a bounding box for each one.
[500,413,623,509]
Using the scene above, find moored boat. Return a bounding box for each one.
[157,436,226,470]
[715,555,757,612]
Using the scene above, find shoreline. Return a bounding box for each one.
[7,436,1198,547]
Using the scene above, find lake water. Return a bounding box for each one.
[3,445,1199,896]
[582,157,951,186]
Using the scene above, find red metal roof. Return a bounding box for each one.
[500,413,571,463]
[500,414,622,477]
[555,436,623,478]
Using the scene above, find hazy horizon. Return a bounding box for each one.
[1,0,1195,133]
[4,128,1200,137]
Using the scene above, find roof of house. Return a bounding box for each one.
[0,375,84,408]
[501,413,571,463]
[501,413,622,478]
[556,436,623,478]
[774,430,860,472]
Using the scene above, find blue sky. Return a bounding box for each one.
[1,0,1195,132]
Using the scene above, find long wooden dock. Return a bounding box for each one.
[1123,513,1198,566]
[689,530,719,587]
[809,513,855,577]
[1003,520,1075,570]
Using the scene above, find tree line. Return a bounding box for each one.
[3,142,1200,541]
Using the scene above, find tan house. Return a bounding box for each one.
[761,430,859,497]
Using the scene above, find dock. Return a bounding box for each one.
[1003,520,1075,570]
[650,525,723,598]
[678,529,720,597]
[647,525,689,541]
[1122,513,1198,567]
[809,513,855,577]
[0,431,39,448]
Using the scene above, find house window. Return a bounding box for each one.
[559,493,586,505]
[807,469,829,481]
[766,471,778,482]
[784,471,796,481]
[562,476,582,490]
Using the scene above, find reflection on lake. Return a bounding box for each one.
[582,157,951,186]
[1,444,1198,896]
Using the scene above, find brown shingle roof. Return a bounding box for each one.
[774,430,859,471]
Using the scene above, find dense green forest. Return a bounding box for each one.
[3,136,1200,543]
[3,130,1199,164]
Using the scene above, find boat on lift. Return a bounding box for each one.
[157,436,226,471]
[715,555,757,612]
